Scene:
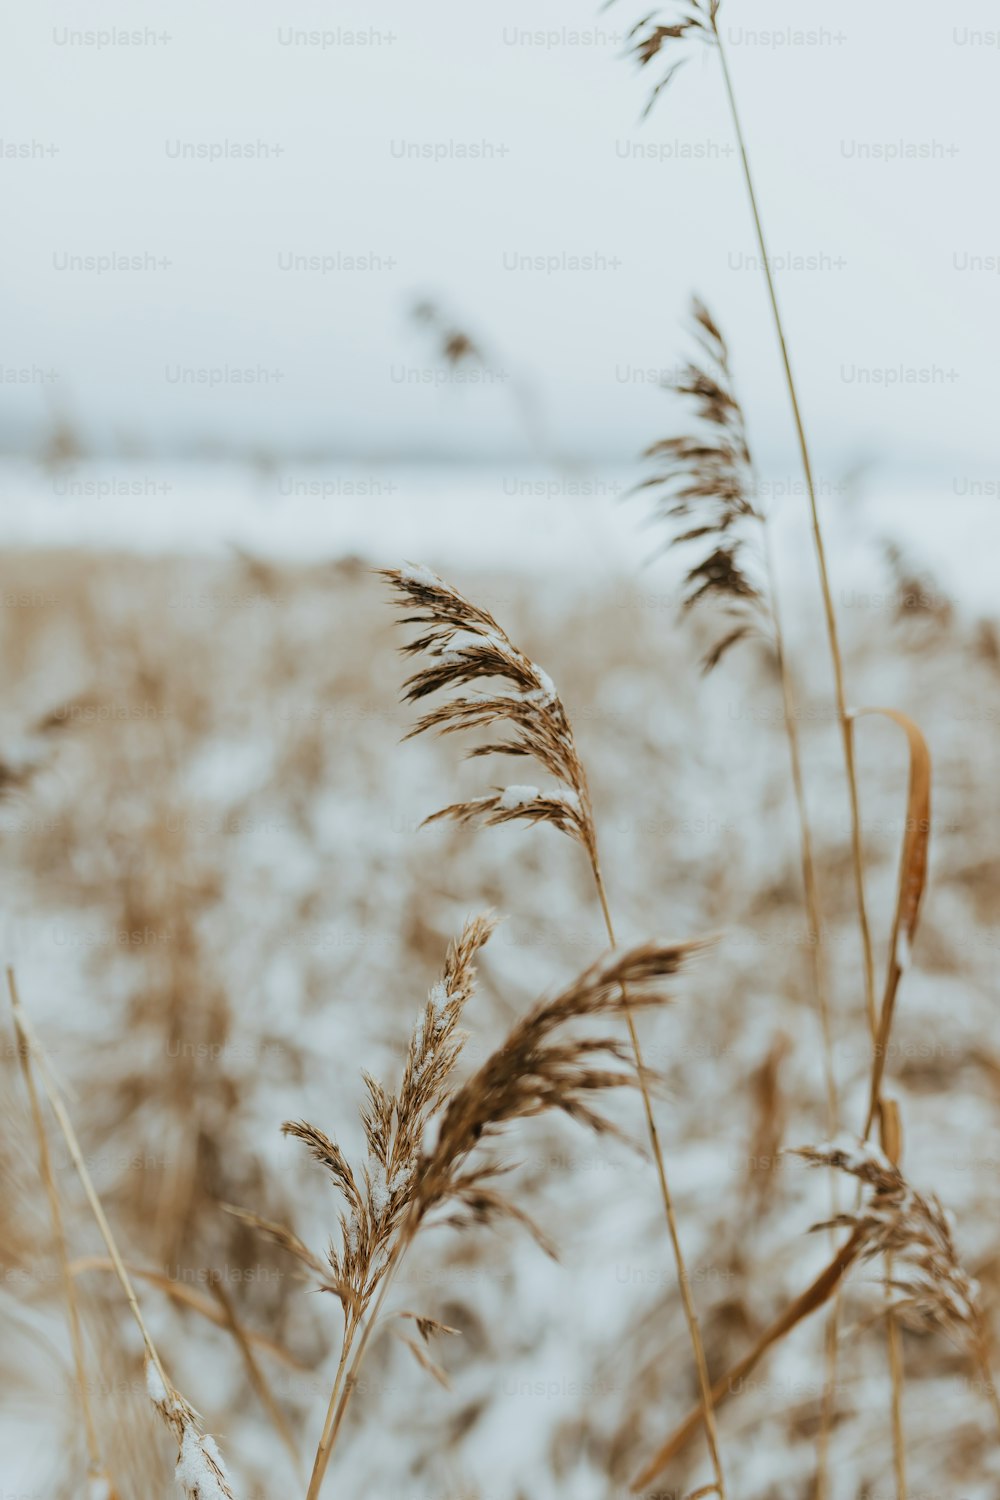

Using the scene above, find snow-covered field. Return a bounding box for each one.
[1,465,998,1498]
[2,456,999,609]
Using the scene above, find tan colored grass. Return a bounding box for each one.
[1,544,995,1498]
[7,968,237,1500]
[7,968,111,1495]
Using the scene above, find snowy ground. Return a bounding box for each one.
[0,463,998,1499]
[2,456,999,612]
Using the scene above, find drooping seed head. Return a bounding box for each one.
[635,297,773,672]
[382,565,597,852]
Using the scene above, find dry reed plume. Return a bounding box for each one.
[382,564,593,848]
[634,295,837,1131]
[281,918,698,1498]
[383,562,727,1497]
[796,1141,992,1355]
[636,297,768,673]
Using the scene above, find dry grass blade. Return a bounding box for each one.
[878,1099,908,1500]
[397,1332,451,1390]
[7,970,238,1500]
[220,1204,326,1279]
[853,709,932,1136]
[7,969,112,1494]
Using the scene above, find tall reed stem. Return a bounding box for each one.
[711,22,876,1040]
[763,540,843,1500]
[304,1323,356,1500]
[589,855,726,1499]
[885,1261,907,1500]
[763,542,837,1132]
[305,1222,425,1497]
[764,563,843,1500]
[709,23,897,1490]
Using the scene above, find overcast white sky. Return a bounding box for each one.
[2,0,998,475]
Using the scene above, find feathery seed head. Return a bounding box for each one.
[410,940,699,1235]
[636,297,772,672]
[282,928,696,1341]
[381,566,596,851]
[283,914,496,1320]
